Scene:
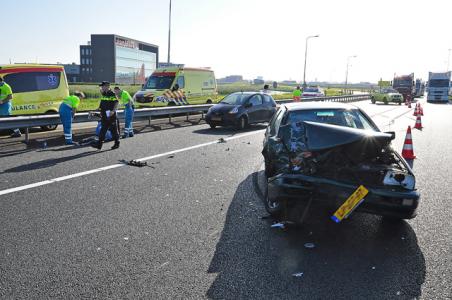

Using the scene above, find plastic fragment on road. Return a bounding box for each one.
[292,272,304,277]
[271,222,285,229]
[304,243,315,249]
[123,237,129,241]
[218,138,227,143]
[167,154,175,158]
[331,185,369,223]
[372,266,376,270]
[127,160,148,167]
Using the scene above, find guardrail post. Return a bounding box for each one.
[169,114,172,123]
[201,111,204,120]
[148,116,152,126]
[25,127,29,144]
[186,113,189,122]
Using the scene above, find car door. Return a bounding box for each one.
[263,94,277,121]
[246,94,265,123]
[264,107,285,161]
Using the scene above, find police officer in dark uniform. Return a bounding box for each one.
[92,81,120,150]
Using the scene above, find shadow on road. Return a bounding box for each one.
[207,171,425,299]
[1,150,99,173]
[193,124,267,136]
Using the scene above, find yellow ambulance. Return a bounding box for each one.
[133,66,218,106]
[0,64,69,130]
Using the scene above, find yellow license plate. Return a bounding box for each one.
[331,185,369,223]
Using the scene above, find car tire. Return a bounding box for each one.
[167,101,177,106]
[41,110,59,131]
[40,124,58,131]
[383,97,388,105]
[371,97,376,104]
[209,124,216,129]
[206,99,213,104]
[237,116,248,130]
[264,185,282,218]
[398,100,402,105]
[265,160,276,178]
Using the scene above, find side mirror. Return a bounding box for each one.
[385,131,396,140]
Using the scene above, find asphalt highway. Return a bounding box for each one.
[0,98,451,299]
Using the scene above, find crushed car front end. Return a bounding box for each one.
[265,119,420,219]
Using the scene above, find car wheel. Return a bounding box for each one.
[383,97,388,105]
[264,185,282,218]
[237,116,248,130]
[206,99,213,104]
[40,124,58,131]
[209,124,216,129]
[167,101,177,106]
[398,100,402,105]
[371,97,376,104]
[41,110,58,131]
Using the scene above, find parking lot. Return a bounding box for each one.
[0,98,451,299]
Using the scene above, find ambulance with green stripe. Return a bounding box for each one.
[0,64,69,130]
[133,66,218,106]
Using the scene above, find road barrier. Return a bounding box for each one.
[0,94,370,143]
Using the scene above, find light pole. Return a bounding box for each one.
[447,48,451,71]
[302,34,319,88]
[167,0,172,64]
[344,55,357,94]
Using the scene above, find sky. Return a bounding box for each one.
[1,0,451,83]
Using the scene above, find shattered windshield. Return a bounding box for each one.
[220,93,249,105]
[286,109,375,131]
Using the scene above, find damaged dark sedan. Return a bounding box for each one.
[262,102,420,222]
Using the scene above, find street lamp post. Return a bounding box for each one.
[302,34,319,89]
[167,0,172,64]
[344,55,357,94]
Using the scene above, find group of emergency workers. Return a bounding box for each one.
[3,78,305,147]
[58,81,134,150]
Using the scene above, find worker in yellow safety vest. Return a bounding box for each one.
[293,85,302,102]
[58,92,85,144]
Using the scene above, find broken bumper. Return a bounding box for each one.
[268,173,420,219]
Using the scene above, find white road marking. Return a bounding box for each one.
[0,130,265,197]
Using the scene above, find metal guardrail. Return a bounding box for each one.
[0,94,370,142]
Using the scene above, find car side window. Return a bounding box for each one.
[249,95,263,106]
[177,76,185,89]
[263,94,272,104]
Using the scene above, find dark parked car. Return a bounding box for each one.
[206,92,277,129]
[262,102,420,222]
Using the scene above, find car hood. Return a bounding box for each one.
[209,103,240,114]
[301,121,392,152]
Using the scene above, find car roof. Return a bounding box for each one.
[230,91,272,96]
[282,101,357,111]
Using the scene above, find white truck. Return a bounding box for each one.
[427,72,451,103]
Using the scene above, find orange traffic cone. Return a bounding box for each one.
[401,126,416,160]
[414,115,423,130]
[413,105,419,116]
